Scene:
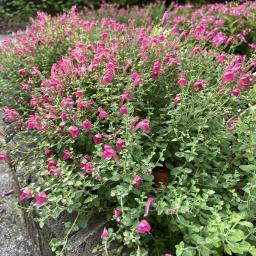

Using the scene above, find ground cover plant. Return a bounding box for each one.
[1,2,256,256]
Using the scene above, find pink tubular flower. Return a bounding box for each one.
[116,138,125,151]
[134,175,142,187]
[137,219,151,234]
[35,191,48,206]
[227,117,239,132]
[239,75,250,90]
[75,89,84,98]
[60,111,68,121]
[80,161,94,174]
[131,71,141,87]
[134,119,150,132]
[113,209,122,219]
[19,187,32,201]
[224,70,235,83]
[26,114,38,130]
[173,96,182,107]
[121,91,132,103]
[217,53,227,63]
[101,31,108,40]
[178,78,187,87]
[230,87,240,97]
[152,60,161,79]
[82,119,92,132]
[48,168,61,176]
[3,107,20,123]
[69,126,80,138]
[18,68,28,75]
[48,158,56,169]
[120,105,128,116]
[98,108,108,119]
[62,150,72,160]
[60,96,74,109]
[44,148,53,158]
[93,133,103,144]
[103,70,114,85]
[101,227,109,238]
[101,144,120,164]
[165,254,173,256]
[0,153,10,163]
[192,80,205,92]
[144,197,155,217]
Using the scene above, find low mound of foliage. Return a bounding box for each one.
[1,2,256,256]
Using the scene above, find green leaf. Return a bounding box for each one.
[239,165,256,172]
[200,247,210,256]
[77,212,91,229]
[228,230,245,242]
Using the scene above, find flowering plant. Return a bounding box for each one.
[1,2,256,256]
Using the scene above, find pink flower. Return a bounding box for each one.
[230,87,240,97]
[101,227,109,238]
[60,96,74,109]
[103,70,114,85]
[134,119,151,132]
[165,253,173,256]
[101,144,120,164]
[131,71,141,87]
[144,197,155,217]
[3,107,20,123]
[178,78,187,87]
[19,187,32,201]
[211,32,227,46]
[134,175,142,187]
[192,80,205,92]
[101,31,108,40]
[239,75,249,90]
[80,161,94,174]
[62,150,72,160]
[26,114,38,130]
[44,148,53,158]
[35,191,48,206]
[227,117,239,132]
[98,108,108,119]
[75,89,84,98]
[224,71,235,83]
[152,60,161,79]
[0,153,10,163]
[217,54,227,63]
[48,158,56,169]
[137,219,151,234]
[121,91,132,103]
[60,111,68,121]
[18,68,28,75]
[69,126,80,138]
[93,133,103,144]
[113,209,122,218]
[48,168,61,176]
[120,105,128,116]
[116,138,125,151]
[173,96,182,107]
[82,119,92,132]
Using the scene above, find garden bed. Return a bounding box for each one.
[1,2,256,256]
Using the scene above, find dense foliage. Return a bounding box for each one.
[0,0,235,26]
[1,2,256,256]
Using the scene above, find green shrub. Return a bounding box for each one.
[1,3,256,256]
